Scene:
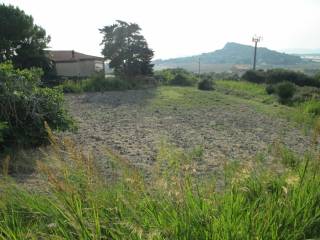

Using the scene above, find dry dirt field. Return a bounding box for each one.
[62,86,310,176]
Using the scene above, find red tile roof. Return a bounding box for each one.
[48,50,104,62]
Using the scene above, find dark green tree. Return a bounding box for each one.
[100,20,154,78]
[0,4,54,76]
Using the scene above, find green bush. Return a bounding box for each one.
[198,77,215,91]
[242,69,320,88]
[242,70,266,83]
[265,84,276,94]
[276,81,296,104]
[266,69,320,87]
[155,68,197,86]
[0,62,74,148]
[154,69,175,84]
[62,73,141,93]
[170,73,194,86]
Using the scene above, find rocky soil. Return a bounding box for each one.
[62,89,310,176]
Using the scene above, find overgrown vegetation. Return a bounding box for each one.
[242,69,320,87]
[198,75,215,91]
[1,129,320,239]
[154,68,197,86]
[275,81,297,104]
[0,62,74,149]
[62,73,157,93]
[241,69,320,106]
[242,69,266,84]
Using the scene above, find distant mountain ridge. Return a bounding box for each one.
[154,42,303,67]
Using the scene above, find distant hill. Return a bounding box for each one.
[154,42,303,72]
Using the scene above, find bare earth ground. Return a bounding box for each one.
[62,87,309,176]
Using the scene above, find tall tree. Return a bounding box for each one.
[0,4,53,74]
[100,20,154,78]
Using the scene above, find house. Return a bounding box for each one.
[48,50,105,78]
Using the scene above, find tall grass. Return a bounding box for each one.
[1,129,320,239]
[62,76,132,93]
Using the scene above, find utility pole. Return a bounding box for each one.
[252,36,262,70]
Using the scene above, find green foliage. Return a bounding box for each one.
[100,20,154,78]
[242,69,320,88]
[171,73,193,86]
[276,82,297,104]
[62,80,85,93]
[276,144,300,169]
[266,69,320,87]
[265,84,276,94]
[154,69,175,84]
[154,68,197,86]
[299,99,320,117]
[242,70,266,83]
[198,76,215,91]
[62,74,138,93]
[84,73,131,91]
[292,86,320,103]
[0,4,54,78]
[0,62,73,148]
[1,137,320,239]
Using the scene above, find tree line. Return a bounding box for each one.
[0,4,154,81]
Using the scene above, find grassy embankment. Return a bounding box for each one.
[1,126,320,239]
[1,80,320,239]
[148,81,319,129]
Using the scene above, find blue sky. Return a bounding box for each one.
[2,0,320,59]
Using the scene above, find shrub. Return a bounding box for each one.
[242,69,320,88]
[276,81,296,104]
[83,75,132,92]
[62,74,133,93]
[266,69,320,87]
[62,79,84,93]
[169,73,192,86]
[198,78,215,91]
[0,62,74,148]
[154,69,175,84]
[265,84,276,95]
[242,70,266,83]
[292,86,320,103]
[155,68,197,86]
